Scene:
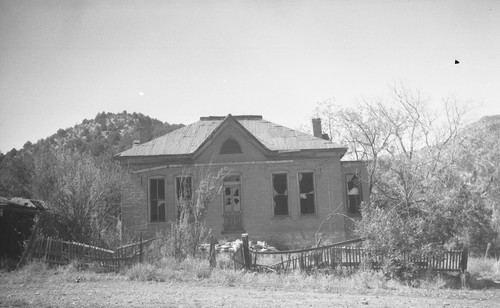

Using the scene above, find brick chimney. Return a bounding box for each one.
[312,118,322,138]
[139,125,151,144]
[138,117,152,144]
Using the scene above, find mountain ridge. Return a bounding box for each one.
[0,111,184,197]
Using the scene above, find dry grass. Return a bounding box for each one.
[124,257,395,292]
[7,259,124,285]
[9,256,500,292]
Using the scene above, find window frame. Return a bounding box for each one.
[272,172,289,216]
[345,173,362,215]
[149,176,166,222]
[297,171,316,215]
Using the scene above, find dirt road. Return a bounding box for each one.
[1,276,499,307]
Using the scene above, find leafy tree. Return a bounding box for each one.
[0,148,34,197]
[56,128,67,138]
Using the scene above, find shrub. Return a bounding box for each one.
[467,257,500,280]
[127,263,164,282]
[13,259,49,283]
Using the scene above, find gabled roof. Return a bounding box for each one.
[116,114,346,158]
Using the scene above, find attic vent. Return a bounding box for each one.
[220,138,242,154]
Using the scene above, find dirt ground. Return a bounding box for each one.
[1,272,499,308]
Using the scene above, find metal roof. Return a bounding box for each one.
[0,197,47,212]
[116,115,346,158]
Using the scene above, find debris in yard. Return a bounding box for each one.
[199,239,278,253]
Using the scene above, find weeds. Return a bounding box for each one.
[10,256,500,292]
[13,259,49,283]
[126,257,213,282]
[468,257,500,280]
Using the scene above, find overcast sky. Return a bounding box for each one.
[1,0,499,153]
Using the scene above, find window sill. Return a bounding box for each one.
[299,213,318,218]
[272,215,292,220]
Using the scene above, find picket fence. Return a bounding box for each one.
[238,235,468,275]
[26,236,155,269]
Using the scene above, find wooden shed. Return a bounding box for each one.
[0,197,46,260]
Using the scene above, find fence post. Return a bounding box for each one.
[241,233,251,270]
[461,247,469,289]
[139,232,143,263]
[209,235,217,268]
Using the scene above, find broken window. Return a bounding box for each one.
[223,174,241,213]
[273,173,288,215]
[176,176,192,220]
[346,174,362,214]
[298,172,315,214]
[220,138,242,154]
[149,178,166,222]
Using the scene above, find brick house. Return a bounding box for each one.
[115,115,368,246]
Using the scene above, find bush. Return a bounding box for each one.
[468,257,500,280]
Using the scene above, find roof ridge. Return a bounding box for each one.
[200,115,262,121]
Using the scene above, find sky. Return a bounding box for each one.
[1,0,499,153]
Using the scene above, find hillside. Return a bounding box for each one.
[23,111,184,156]
[0,111,184,197]
[463,115,500,137]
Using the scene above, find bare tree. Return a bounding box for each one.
[315,85,495,276]
[31,149,129,247]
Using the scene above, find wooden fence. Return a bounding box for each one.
[240,235,468,275]
[26,235,156,269]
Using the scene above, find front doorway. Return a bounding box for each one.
[223,174,243,232]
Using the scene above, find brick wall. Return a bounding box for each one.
[121,156,351,246]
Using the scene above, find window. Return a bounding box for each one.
[220,138,242,154]
[149,178,165,222]
[298,172,315,214]
[346,174,362,214]
[272,173,288,215]
[176,176,192,220]
[223,174,243,231]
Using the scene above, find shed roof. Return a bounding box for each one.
[0,197,47,212]
[116,114,346,158]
